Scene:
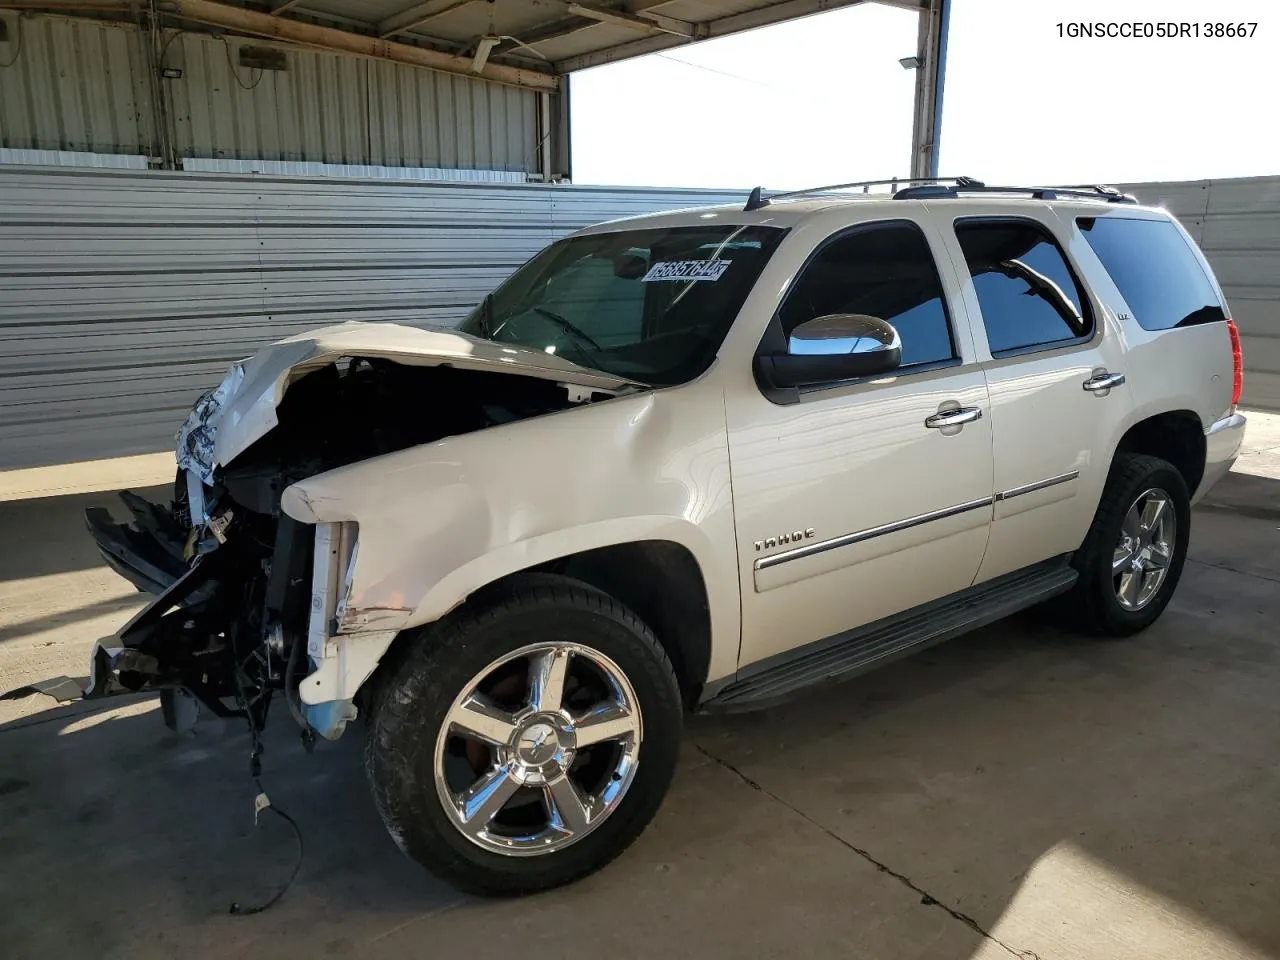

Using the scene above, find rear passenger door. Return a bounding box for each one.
[935,207,1134,583]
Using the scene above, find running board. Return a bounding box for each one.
[702,558,1078,712]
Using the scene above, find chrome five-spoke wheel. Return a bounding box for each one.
[1112,487,1176,612]
[434,642,643,856]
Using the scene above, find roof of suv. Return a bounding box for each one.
[576,177,1167,236]
[581,192,1169,236]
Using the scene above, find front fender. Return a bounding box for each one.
[281,380,741,687]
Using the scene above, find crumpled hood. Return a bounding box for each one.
[175,321,643,483]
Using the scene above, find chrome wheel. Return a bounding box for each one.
[1112,487,1177,612]
[433,642,642,857]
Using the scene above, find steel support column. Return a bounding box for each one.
[908,0,948,179]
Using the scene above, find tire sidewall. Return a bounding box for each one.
[367,583,682,895]
[1085,460,1191,633]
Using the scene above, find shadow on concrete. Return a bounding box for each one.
[1,485,1278,958]
[692,554,1280,957]
[0,485,170,580]
[1198,469,1280,521]
[4,551,1279,960]
[0,594,145,646]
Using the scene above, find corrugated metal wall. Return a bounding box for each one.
[0,15,157,157]
[4,167,1273,470]
[167,32,538,171]
[0,166,739,469]
[1120,176,1280,412]
[0,13,539,174]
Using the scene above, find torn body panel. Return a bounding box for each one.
[27,327,659,745]
[181,321,642,482]
[278,373,742,690]
[18,318,738,751]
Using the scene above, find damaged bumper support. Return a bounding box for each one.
[5,492,393,743]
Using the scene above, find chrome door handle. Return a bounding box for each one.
[1083,372,1126,393]
[925,406,983,429]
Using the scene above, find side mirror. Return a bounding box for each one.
[756,314,902,389]
[612,254,649,280]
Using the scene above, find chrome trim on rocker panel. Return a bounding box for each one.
[754,496,995,571]
[994,470,1080,502]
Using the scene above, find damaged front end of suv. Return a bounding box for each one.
[28,321,641,742]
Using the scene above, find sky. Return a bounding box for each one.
[568,0,1280,190]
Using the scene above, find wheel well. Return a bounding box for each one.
[355,540,713,721]
[1114,411,1205,494]
[548,541,712,709]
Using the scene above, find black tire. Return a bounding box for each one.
[1065,453,1191,636]
[365,573,683,896]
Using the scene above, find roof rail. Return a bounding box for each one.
[743,176,984,212]
[892,182,1137,204]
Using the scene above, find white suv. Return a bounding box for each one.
[24,178,1247,895]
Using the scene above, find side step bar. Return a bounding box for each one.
[701,557,1078,712]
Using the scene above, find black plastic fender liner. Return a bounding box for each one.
[85,503,187,596]
[114,552,223,646]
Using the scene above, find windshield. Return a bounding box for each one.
[457,224,787,385]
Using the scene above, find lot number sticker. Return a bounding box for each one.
[641,259,731,282]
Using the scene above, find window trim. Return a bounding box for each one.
[754,218,963,404]
[953,215,1099,360]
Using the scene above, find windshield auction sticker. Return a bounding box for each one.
[641,259,732,282]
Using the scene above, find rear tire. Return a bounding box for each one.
[365,573,682,896]
[1065,453,1191,636]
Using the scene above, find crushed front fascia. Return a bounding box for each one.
[175,362,245,485]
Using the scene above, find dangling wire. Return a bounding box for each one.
[226,659,305,916]
[227,776,304,916]
[221,36,264,92]
[0,14,24,70]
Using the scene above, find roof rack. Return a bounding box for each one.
[891,182,1137,204]
[743,176,984,212]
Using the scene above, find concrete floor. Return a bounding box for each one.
[2,416,1279,960]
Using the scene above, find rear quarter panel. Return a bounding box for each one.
[1054,207,1235,436]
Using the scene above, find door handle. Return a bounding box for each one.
[925,406,983,429]
[1083,372,1126,393]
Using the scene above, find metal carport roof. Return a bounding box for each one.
[5,0,930,89]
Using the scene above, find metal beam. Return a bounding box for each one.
[908,0,947,178]
[164,0,558,90]
[377,0,475,39]
[512,15,599,48]
[566,2,695,37]
[555,0,870,73]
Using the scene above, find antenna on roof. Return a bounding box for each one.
[744,186,769,212]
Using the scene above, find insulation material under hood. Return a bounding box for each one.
[175,322,644,482]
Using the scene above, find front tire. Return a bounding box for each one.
[365,574,682,896]
[1066,453,1191,636]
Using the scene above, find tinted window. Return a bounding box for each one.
[457,225,786,386]
[955,219,1093,355]
[1078,216,1226,330]
[779,222,955,367]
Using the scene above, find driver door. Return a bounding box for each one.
[726,217,995,668]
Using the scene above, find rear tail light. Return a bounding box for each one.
[1226,317,1244,409]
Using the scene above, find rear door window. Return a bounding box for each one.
[954,218,1094,357]
[1077,216,1226,330]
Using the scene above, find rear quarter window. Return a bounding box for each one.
[1076,216,1226,330]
